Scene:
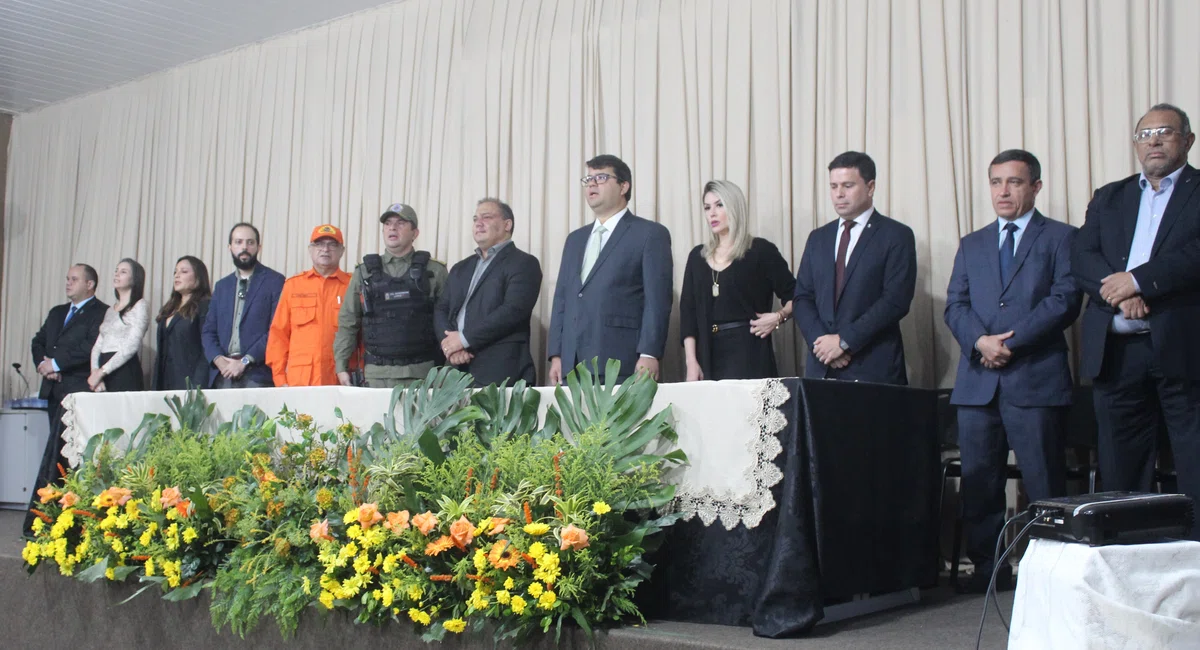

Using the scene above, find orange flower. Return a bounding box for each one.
[358,503,384,529]
[487,517,511,535]
[560,524,590,551]
[425,535,454,556]
[449,516,474,550]
[160,486,183,509]
[412,511,439,536]
[96,487,133,508]
[487,539,521,570]
[309,519,334,542]
[36,485,62,504]
[175,499,194,518]
[384,510,411,533]
[58,491,79,508]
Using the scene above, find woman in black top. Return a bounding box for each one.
[681,180,796,380]
[153,256,213,391]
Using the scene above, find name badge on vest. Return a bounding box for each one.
[384,290,411,301]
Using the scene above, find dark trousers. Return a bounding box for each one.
[1093,334,1200,541]
[958,394,1067,570]
[23,398,65,535]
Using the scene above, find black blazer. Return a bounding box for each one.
[1073,164,1200,380]
[30,297,109,401]
[153,298,211,391]
[793,211,917,385]
[434,243,543,387]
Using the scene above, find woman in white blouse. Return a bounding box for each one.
[88,258,150,392]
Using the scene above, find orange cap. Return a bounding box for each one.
[310,224,344,245]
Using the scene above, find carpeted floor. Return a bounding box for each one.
[0,509,1014,649]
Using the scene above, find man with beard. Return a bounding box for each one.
[202,222,286,388]
[334,203,448,389]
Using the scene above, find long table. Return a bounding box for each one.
[59,378,940,637]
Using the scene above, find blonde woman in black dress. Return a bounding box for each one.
[681,180,796,380]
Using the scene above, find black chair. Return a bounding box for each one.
[939,386,1099,586]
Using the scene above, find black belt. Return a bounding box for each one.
[365,353,436,366]
[711,321,749,334]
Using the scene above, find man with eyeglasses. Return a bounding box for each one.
[547,154,673,383]
[334,203,448,389]
[202,222,286,388]
[266,224,358,386]
[435,198,543,387]
[1073,103,1200,539]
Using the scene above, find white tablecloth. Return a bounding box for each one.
[1010,538,1200,649]
[60,379,789,529]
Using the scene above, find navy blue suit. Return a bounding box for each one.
[202,265,285,387]
[945,211,1081,571]
[793,211,917,385]
[1073,165,1200,539]
[547,212,673,381]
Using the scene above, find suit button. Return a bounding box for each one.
[1121,256,1127,261]
[1000,302,1006,308]
[578,292,583,298]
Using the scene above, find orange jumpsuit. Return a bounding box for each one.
[266,268,357,386]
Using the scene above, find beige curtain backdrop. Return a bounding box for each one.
[4,0,1200,400]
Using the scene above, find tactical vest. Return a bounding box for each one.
[359,252,438,365]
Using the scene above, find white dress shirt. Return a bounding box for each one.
[833,208,875,262]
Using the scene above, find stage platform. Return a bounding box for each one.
[0,511,1013,649]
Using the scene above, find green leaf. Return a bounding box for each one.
[110,565,140,581]
[570,606,594,638]
[163,581,207,601]
[75,558,109,583]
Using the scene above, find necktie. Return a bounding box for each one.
[63,305,79,326]
[999,222,1019,285]
[581,223,607,282]
[834,220,856,307]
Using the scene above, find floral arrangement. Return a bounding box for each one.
[23,361,685,643]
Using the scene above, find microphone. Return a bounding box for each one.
[12,362,31,397]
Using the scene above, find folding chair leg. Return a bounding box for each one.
[950,498,963,587]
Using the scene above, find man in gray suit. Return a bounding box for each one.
[547,154,673,383]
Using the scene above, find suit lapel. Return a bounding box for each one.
[1121,180,1143,254]
[1150,165,1199,257]
[817,221,838,315]
[837,214,880,305]
[982,223,1003,295]
[582,214,632,289]
[1001,212,1046,295]
[62,299,100,334]
[468,244,514,305]
[239,272,266,325]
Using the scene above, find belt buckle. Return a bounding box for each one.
[712,324,719,334]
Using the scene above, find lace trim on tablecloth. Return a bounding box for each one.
[667,379,788,530]
[60,393,86,467]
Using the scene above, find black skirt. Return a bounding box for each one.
[98,351,145,392]
[710,326,778,380]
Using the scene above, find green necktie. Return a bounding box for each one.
[580,223,607,282]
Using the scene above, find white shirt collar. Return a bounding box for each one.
[593,207,629,233]
[999,208,1035,231]
[70,296,94,310]
[1138,164,1185,191]
[839,207,874,228]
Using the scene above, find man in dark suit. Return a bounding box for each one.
[26,263,108,533]
[1073,103,1200,540]
[436,198,543,387]
[202,222,285,388]
[945,149,1082,592]
[547,154,673,383]
[793,151,917,385]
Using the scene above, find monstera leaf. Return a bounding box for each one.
[387,366,484,464]
[164,383,216,433]
[469,379,544,446]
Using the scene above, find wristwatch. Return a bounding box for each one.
[241,356,253,366]
[839,340,851,352]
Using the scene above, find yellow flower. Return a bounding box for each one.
[527,542,547,560]
[533,552,561,584]
[315,487,334,511]
[538,590,557,610]
[105,568,115,580]
[353,553,372,575]
[381,585,394,607]
[319,591,335,609]
[110,538,125,554]
[443,618,466,633]
[527,582,544,598]
[523,522,550,536]
[510,595,527,615]
[31,518,45,535]
[301,576,312,595]
[495,589,511,605]
[473,548,487,572]
[21,541,40,566]
[407,585,423,601]
[592,500,612,515]
[346,524,362,539]
[382,554,399,574]
[125,499,141,518]
[343,507,360,525]
[503,577,515,590]
[408,609,431,626]
[467,589,489,610]
[182,527,198,543]
[144,557,156,577]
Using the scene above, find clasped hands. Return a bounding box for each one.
[813,334,851,369]
[1099,271,1149,320]
[441,331,474,366]
[36,357,61,382]
[976,331,1014,369]
[213,355,248,379]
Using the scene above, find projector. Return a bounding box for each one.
[1027,492,1194,546]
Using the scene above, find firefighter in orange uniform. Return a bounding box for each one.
[266,224,357,386]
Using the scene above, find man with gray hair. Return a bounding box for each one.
[1073,103,1200,540]
[435,198,543,386]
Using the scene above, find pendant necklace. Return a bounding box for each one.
[711,267,720,297]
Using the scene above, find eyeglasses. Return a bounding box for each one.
[1133,126,1184,143]
[309,241,342,250]
[580,173,617,186]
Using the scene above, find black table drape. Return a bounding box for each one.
[641,379,940,637]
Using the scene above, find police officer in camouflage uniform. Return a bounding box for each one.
[335,203,448,389]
